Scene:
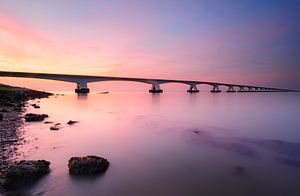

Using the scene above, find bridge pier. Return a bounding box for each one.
[149,83,163,93]
[75,82,90,94]
[210,85,221,93]
[226,86,236,93]
[187,84,199,93]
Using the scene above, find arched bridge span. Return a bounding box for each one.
[0,71,293,94]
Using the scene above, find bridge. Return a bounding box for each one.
[0,71,294,94]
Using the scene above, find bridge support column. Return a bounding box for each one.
[75,81,90,93]
[226,86,236,93]
[210,85,221,93]
[187,84,199,93]
[149,83,163,93]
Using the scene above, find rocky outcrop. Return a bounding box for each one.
[24,113,48,122]
[68,156,109,175]
[3,160,50,189]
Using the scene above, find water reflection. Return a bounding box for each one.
[276,157,300,169]
[186,127,300,169]
[77,93,88,99]
[14,92,300,196]
[151,93,160,107]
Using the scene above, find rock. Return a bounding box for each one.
[24,113,48,122]
[17,103,24,108]
[3,102,15,107]
[0,113,3,121]
[44,121,54,124]
[50,126,60,130]
[67,120,79,125]
[31,103,40,109]
[55,123,61,126]
[3,160,50,189]
[0,108,9,112]
[68,156,109,175]
[0,139,18,144]
[13,107,22,112]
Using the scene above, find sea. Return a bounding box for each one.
[13,91,300,196]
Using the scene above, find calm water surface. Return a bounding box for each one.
[15,92,300,196]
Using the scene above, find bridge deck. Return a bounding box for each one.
[0,71,293,92]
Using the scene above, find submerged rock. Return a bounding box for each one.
[68,156,109,176]
[67,120,79,125]
[50,126,60,130]
[24,113,48,122]
[44,121,54,124]
[3,160,50,189]
[98,91,109,94]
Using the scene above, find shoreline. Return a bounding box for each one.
[0,83,52,189]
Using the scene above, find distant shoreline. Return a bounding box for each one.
[0,83,52,190]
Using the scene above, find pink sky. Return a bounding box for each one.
[0,1,299,91]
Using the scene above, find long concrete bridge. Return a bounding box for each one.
[0,71,294,94]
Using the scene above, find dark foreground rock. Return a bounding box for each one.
[3,160,50,189]
[68,156,109,176]
[24,113,48,122]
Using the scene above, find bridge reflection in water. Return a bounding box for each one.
[0,71,294,94]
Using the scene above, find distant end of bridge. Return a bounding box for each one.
[0,71,296,94]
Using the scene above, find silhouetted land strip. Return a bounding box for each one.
[0,83,51,190]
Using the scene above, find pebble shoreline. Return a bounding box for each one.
[0,83,51,190]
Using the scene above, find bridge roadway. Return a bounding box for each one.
[0,71,293,93]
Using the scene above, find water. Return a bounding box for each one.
[15,92,300,196]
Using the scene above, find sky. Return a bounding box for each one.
[0,0,299,90]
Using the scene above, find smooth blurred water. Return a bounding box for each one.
[15,92,300,196]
